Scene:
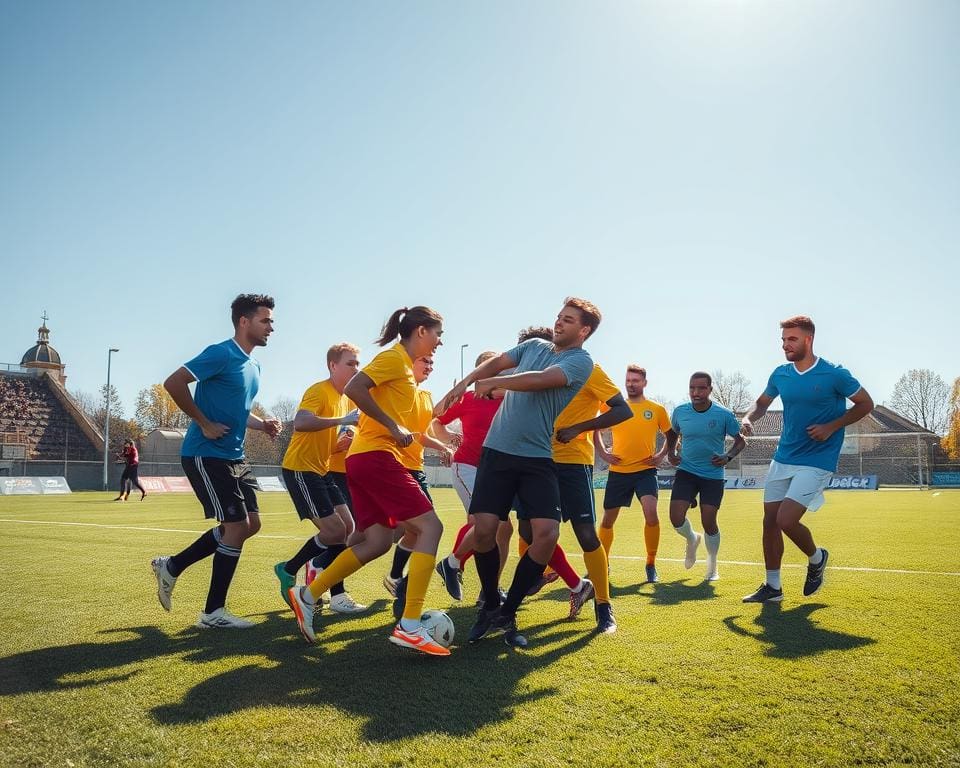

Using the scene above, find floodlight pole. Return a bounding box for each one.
[460,343,469,380]
[103,348,119,491]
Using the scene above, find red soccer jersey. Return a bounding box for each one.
[123,445,139,466]
[438,391,501,467]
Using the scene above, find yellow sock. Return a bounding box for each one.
[583,546,610,604]
[307,548,362,601]
[402,551,435,621]
[598,525,614,556]
[644,522,660,565]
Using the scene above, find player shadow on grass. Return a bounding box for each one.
[722,602,875,659]
[150,607,595,740]
[644,579,717,606]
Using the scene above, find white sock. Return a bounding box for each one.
[705,531,721,557]
[399,616,419,632]
[300,586,316,605]
[571,578,586,593]
[674,518,697,541]
[446,553,461,570]
[808,548,823,565]
[766,570,782,590]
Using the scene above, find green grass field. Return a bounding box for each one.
[1,488,958,768]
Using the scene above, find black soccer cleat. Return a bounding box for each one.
[595,602,617,634]
[467,607,498,643]
[391,576,407,621]
[803,548,829,597]
[741,583,784,603]
[435,558,464,601]
[489,609,528,648]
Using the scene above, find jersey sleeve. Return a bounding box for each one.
[590,366,621,404]
[298,383,333,418]
[834,365,862,398]
[763,372,779,399]
[183,344,229,382]
[362,348,406,387]
[725,409,742,438]
[670,406,682,433]
[556,352,593,390]
[656,403,672,433]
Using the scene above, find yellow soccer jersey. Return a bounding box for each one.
[552,364,620,466]
[328,396,355,474]
[347,343,416,462]
[281,379,348,475]
[399,388,434,471]
[607,399,671,473]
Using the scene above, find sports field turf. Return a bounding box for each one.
[1,488,958,768]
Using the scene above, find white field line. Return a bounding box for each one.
[1,517,959,577]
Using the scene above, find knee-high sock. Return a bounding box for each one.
[284,534,326,576]
[474,547,501,611]
[205,542,241,614]
[401,551,435,622]
[168,527,221,577]
[644,523,660,565]
[598,525,614,557]
[502,553,546,617]
[520,536,556,576]
[548,545,580,589]
[705,531,721,557]
[583,546,610,604]
[674,518,697,541]
[452,523,472,566]
[307,548,362,602]
[390,543,414,580]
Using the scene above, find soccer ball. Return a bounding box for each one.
[420,610,455,647]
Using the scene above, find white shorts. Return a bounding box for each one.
[763,460,833,512]
[451,462,477,514]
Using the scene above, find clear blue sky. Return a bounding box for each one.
[2,1,957,419]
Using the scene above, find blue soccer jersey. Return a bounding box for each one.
[671,402,741,480]
[181,339,261,460]
[763,357,861,472]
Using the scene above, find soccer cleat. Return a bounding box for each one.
[595,602,617,634]
[526,570,560,597]
[803,548,829,597]
[436,558,464,601]
[684,533,702,569]
[645,564,659,584]
[705,556,720,582]
[476,587,508,609]
[151,556,177,612]
[273,562,296,609]
[489,609,528,648]
[383,574,399,597]
[196,608,254,629]
[392,576,407,621]
[568,579,596,620]
[742,583,784,603]
[388,624,451,656]
[329,592,368,614]
[289,586,318,643]
[467,607,498,643]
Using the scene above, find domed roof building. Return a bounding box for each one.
[20,312,66,385]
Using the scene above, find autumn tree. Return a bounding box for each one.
[135,383,190,432]
[942,377,960,460]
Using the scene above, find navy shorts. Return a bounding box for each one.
[281,468,345,520]
[558,463,596,525]
[670,468,725,508]
[470,447,561,522]
[603,468,659,509]
[182,456,258,524]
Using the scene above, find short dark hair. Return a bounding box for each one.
[690,371,712,386]
[231,294,275,327]
[563,297,602,338]
[780,315,815,335]
[518,326,554,343]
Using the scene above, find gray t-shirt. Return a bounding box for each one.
[483,339,593,458]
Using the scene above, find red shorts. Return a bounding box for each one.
[345,451,433,531]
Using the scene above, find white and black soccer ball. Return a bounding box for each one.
[420,609,455,647]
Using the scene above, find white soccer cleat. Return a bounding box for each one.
[705,554,719,581]
[151,556,177,612]
[196,607,254,629]
[684,533,702,570]
[329,592,368,614]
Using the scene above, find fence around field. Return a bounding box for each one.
[0,432,956,491]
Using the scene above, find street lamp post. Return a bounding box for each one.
[460,343,469,380]
[103,348,119,491]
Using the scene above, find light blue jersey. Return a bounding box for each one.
[763,357,861,472]
[181,339,261,460]
[484,339,593,458]
[671,402,741,480]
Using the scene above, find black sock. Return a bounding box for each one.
[168,528,220,577]
[474,546,501,611]
[390,545,413,580]
[205,543,241,614]
[315,543,347,596]
[502,553,546,617]
[284,535,326,576]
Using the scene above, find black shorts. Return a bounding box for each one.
[408,469,433,503]
[470,447,561,522]
[121,465,140,482]
[558,463,596,525]
[603,468,659,509]
[281,468,345,520]
[327,471,353,514]
[182,456,259,524]
[670,468,725,508]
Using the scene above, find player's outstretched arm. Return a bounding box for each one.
[741,393,775,436]
[434,352,515,416]
[556,393,632,443]
[293,409,356,433]
[475,365,568,399]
